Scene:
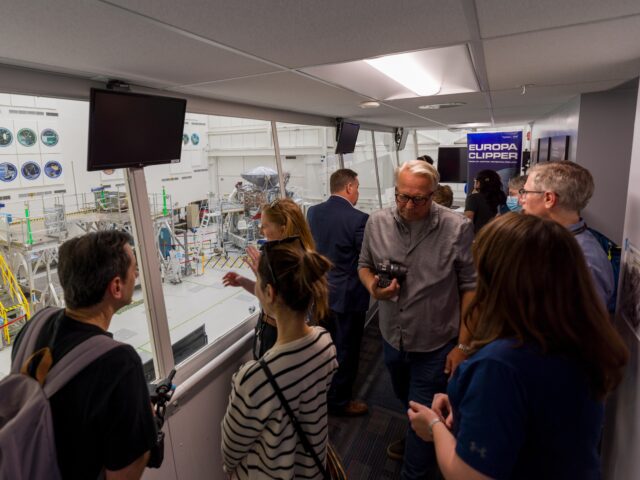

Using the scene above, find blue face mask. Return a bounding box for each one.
[506,196,522,212]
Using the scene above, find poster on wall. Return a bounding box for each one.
[619,240,640,340]
[0,155,19,188]
[100,168,124,181]
[42,154,65,186]
[14,120,41,155]
[0,122,18,155]
[466,131,522,192]
[549,135,569,161]
[18,156,44,187]
[38,121,62,154]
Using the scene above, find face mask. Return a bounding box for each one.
[506,196,522,212]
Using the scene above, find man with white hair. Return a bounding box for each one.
[520,161,614,309]
[358,160,476,480]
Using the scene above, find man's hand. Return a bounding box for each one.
[369,276,400,300]
[444,346,467,378]
[431,393,454,429]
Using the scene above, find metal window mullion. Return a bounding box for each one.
[270,121,287,198]
[371,131,383,210]
[125,167,174,379]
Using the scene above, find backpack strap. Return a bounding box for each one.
[42,334,122,398]
[10,307,61,374]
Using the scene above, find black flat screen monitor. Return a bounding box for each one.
[87,89,187,171]
[335,121,360,154]
[437,147,467,183]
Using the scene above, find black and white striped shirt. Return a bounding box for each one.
[222,327,338,479]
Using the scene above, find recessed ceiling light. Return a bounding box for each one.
[359,101,380,109]
[419,102,466,110]
[365,53,441,96]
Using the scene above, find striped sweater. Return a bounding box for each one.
[222,327,338,479]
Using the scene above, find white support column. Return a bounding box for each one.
[413,129,419,159]
[125,167,174,379]
[338,153,345,169]
[270,121,287,198]
[371,131,383,210]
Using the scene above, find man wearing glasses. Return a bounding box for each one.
[520,161,614,310]
[358,160,476,479]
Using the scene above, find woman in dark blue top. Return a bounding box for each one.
[407,213,628,480]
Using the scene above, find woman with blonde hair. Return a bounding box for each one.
[223,197,316,358]
[407,213,628,479]
[222,238,337,479]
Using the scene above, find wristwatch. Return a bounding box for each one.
[457,343,471,354]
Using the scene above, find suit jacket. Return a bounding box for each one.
[307,195,370,313]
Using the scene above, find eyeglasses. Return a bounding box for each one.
[269,198,281,209]
[259,236,303,288]
[518,188,546,197]
[395,190,434,206]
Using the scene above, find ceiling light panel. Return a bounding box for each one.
[303,45,479,101]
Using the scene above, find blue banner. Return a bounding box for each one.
[466,131,522,193]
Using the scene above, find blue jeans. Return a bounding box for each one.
[383,339,456,480]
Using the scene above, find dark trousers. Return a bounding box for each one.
[383,339,455,480]
[322,310,366,410]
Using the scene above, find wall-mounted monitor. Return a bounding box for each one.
[87,88,187,171]
[437,147,468,183]
[335,120,360,154]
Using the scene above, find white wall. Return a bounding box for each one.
[530,96,580,163]
[575,80,638,244]
[602,80,640,480]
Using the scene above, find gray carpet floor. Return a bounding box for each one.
[328,318,407,479]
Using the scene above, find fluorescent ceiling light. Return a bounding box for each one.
[365,53,441,96]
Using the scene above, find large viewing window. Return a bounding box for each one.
[0,90,421,381]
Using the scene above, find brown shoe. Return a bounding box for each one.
[333,400,368,416]
[386,438,405,461]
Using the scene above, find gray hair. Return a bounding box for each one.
[395,160,439,186]
[508,174,528,191]
[529,161,594,211]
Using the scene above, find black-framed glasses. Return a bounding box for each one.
[395,190,434,206]
[259,236,303,288]
[518,188,546,196]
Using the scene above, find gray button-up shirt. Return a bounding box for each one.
[358,203,476,352]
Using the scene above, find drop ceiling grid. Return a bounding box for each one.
[103,0,473,68]
[172,72,380,118]
[0,0,280,88]
[475,0,640,38]
[482,15,640,91]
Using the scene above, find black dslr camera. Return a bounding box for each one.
[148,369,176,469]
[376,261,408,288]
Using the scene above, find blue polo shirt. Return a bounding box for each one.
[448,339,603,480]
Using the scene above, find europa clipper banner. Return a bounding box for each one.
[466,132,522,193]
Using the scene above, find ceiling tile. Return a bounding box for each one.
[105,0,472,68]
[172,72,376,119]
[483,16,640,90]
[0,0,280,88]
[476,0,640,38]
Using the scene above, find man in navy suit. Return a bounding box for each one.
[307,168,370,416]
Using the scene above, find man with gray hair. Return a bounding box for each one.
[520,160,614,308]
[358,160,476,479]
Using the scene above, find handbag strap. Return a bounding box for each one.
[259,358,328,479]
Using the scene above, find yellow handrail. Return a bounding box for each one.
[0,253,30,346]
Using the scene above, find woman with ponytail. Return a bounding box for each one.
[222,237,338,479]
[222,198,316,359]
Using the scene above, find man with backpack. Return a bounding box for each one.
[8,231,157,479]
[520,161,615,310]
